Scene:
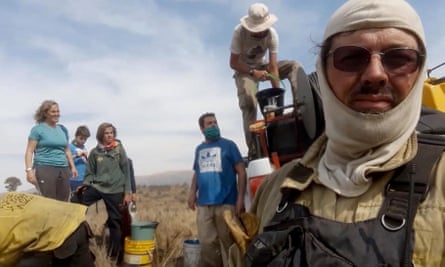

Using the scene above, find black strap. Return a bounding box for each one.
[277,163,313,212]
[417,133,445,145]
[381,142,444,266]
[382,142,444,223]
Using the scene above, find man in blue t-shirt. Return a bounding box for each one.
[188,112,247,267]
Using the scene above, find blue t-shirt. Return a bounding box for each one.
[192,137,243,205]
[29,123,69,167]
[69,142,87,181]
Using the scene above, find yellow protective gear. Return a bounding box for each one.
[223,210,259,254]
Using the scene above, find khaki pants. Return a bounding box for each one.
[234,60,301,157]
[197,205,235,267]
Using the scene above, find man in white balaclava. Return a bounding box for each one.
[238,0,445,266]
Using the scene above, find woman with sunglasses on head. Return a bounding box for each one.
[234,0,445,266]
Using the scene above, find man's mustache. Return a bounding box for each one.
[350,85,395,100]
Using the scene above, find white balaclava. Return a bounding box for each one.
[316,0,427,197]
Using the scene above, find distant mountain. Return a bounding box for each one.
[135,170,193,186]
[0,170,194,194]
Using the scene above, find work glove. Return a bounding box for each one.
[223,210,260,254]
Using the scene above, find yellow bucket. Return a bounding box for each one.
[123,236,155,266]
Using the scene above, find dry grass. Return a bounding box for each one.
[86,183,197,267]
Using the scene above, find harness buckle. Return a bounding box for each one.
[381,214,406,231]
[276,201,288,213]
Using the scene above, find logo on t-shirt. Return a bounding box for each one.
[199,147,222,173]
[247,45,265,60]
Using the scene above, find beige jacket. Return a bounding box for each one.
[249,134,445,267]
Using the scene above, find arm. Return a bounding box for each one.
[235,161,247,216]
[25,139,37,185]
[83,150,97,183]
[119,145,132,204]
[229,27,251,75]
[188,172,198,210]
[230,52,269,81]
[230,52,250,74]
[267,52,280,88]
[128,158,137,202]
[65,146,78,178]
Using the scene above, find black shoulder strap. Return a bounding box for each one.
[417,132,445,146]
[380,141,444,266]
[278,163,313,210]
[58,124,69,140]
[381,142,444,221]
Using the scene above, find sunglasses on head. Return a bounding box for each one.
[328,46,424,74]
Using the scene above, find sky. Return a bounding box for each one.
[1,0,445,192]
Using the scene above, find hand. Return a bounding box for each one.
[236,197,246,216]
[75,148,83,156]
[187,193,197,210]
[253,70,269,81]
[131,193,137,203]
[71,167,78,179]
[75,149,88,160]
[124,193,132,205]
[26,171,37,185]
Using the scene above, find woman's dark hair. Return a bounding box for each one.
[96,122,116,143]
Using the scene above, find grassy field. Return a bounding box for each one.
[86,183,198,267]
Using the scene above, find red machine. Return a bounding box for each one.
[249,68,324,169]
[246,68,324,200]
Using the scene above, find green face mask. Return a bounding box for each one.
[204,126,221,141]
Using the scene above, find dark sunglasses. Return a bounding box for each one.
[328,46,424,74]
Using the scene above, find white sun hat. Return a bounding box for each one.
[240,3,278,33]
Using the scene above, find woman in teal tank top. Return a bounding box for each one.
[24,100,78,201]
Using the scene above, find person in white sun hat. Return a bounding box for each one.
[230,3,302,159]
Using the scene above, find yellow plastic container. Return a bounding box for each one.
[123,236,155,266]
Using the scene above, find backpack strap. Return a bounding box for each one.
[277,163,313,213]
[380,142,443,229]
[380,141,444,266]
[58,124,69,140]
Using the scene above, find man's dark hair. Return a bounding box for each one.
[198,112,216,128]
[75,125,90,138]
